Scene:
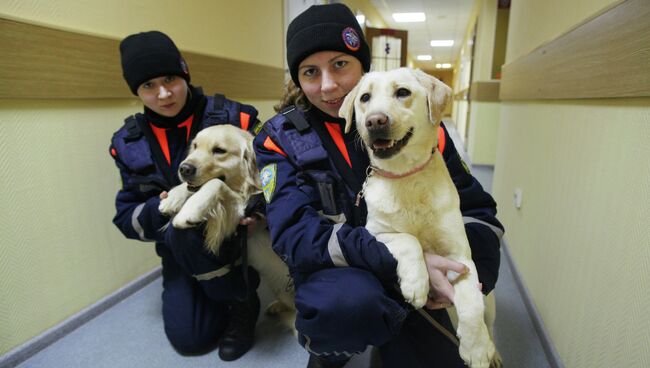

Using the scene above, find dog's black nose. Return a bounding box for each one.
[365,113,389,131]
[179,163,196,179]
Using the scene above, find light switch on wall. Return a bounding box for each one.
[514,188,523,209]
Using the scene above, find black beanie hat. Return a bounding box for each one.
[286,3,371,87]
[120,31,190,95]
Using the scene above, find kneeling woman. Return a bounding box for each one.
[254,4,504,368]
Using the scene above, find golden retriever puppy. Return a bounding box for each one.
[340,68,499,368]
[158,125,295,326]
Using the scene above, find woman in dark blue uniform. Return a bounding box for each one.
[254,4,504,368]
[109,31,261,361]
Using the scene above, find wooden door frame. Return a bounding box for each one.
[365,27,408,67]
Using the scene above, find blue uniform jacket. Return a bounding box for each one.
[254,107,504,292]
[110,92,259,255]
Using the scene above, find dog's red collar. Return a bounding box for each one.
[369,152,435,179]
[355,150,436,207]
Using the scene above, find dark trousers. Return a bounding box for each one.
[295,267,465,367]
[155,230,260,354]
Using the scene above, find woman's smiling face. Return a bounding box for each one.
[297,51,363,118]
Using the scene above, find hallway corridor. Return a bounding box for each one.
[12,123,553,368]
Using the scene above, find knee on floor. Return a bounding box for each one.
[165,326,219,355]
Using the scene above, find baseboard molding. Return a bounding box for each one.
[471,163,495,169]
[0,267,162,368]
[501,241,564,368]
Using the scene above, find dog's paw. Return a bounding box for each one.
[159,187,189,216]
[171,207,205,228]
[265,300,291,316]
[397,264,430,308]
[265,300,297,336]
[457,322,496,368]
[158,197,180,216]
[490,350,503,368]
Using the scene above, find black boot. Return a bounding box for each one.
[218,293,260,361]
[307,354,349,368]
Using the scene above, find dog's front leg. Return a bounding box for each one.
[449,257,496,368]
[172,179,224,228]
[375,232,429,308]
[159,182,191,216]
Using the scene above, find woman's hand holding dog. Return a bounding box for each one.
[239,214,266,238]
[424,253,468,310]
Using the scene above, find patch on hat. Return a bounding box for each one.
[342,27,361,51]
[180,57,189,75]
[260,164,277,203]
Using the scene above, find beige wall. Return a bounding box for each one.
[472,0,497,81]
[467,102,499,165]
[0,0,283,355]
[494,0,650,366]
[0,100,160,354]
[505,0,614,62]
[466,0,500,166]
[0,0,284,69]
[342,0,387,28]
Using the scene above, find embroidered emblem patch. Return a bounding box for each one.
[253,120,265,135]
[342,27,360,51]
[260,164,277,203]
[180,57,189,75]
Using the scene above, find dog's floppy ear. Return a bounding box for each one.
[340,81,362,133]
[239,132,261,197]
[412,69,452,124]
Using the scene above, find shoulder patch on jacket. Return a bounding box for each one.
[260,164,277,203]
[253,119,265,135]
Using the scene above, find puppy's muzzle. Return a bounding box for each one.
[365,113,390,135]
[364,113,414,159]
[179,163,196,181]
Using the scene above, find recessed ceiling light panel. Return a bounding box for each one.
[430,40,454,47]
[392,12,426,22]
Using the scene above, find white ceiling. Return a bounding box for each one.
[368,0,475,69]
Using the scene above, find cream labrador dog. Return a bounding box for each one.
[158,125,295,325]
[340,68,499,368]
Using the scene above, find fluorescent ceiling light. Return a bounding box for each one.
[430,40,454,47]
[441,63,452,68]
[435,63,442,68]
[356,14,366,25]
[417,55,432,61]
[392,12,425,22]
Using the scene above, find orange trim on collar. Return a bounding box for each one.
[263,136,287,157]
[177,115,194,143]
[149,123,171,165]
[437,126,446,154]
[240,112,251,131]
[324,122,351,167]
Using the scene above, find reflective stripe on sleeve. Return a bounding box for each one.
[302,334,356,358]
[193,259,242,281]
[463,216,504,239]
[132,203,153,242]
[328,223,349,267]
[317,210,347,224]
